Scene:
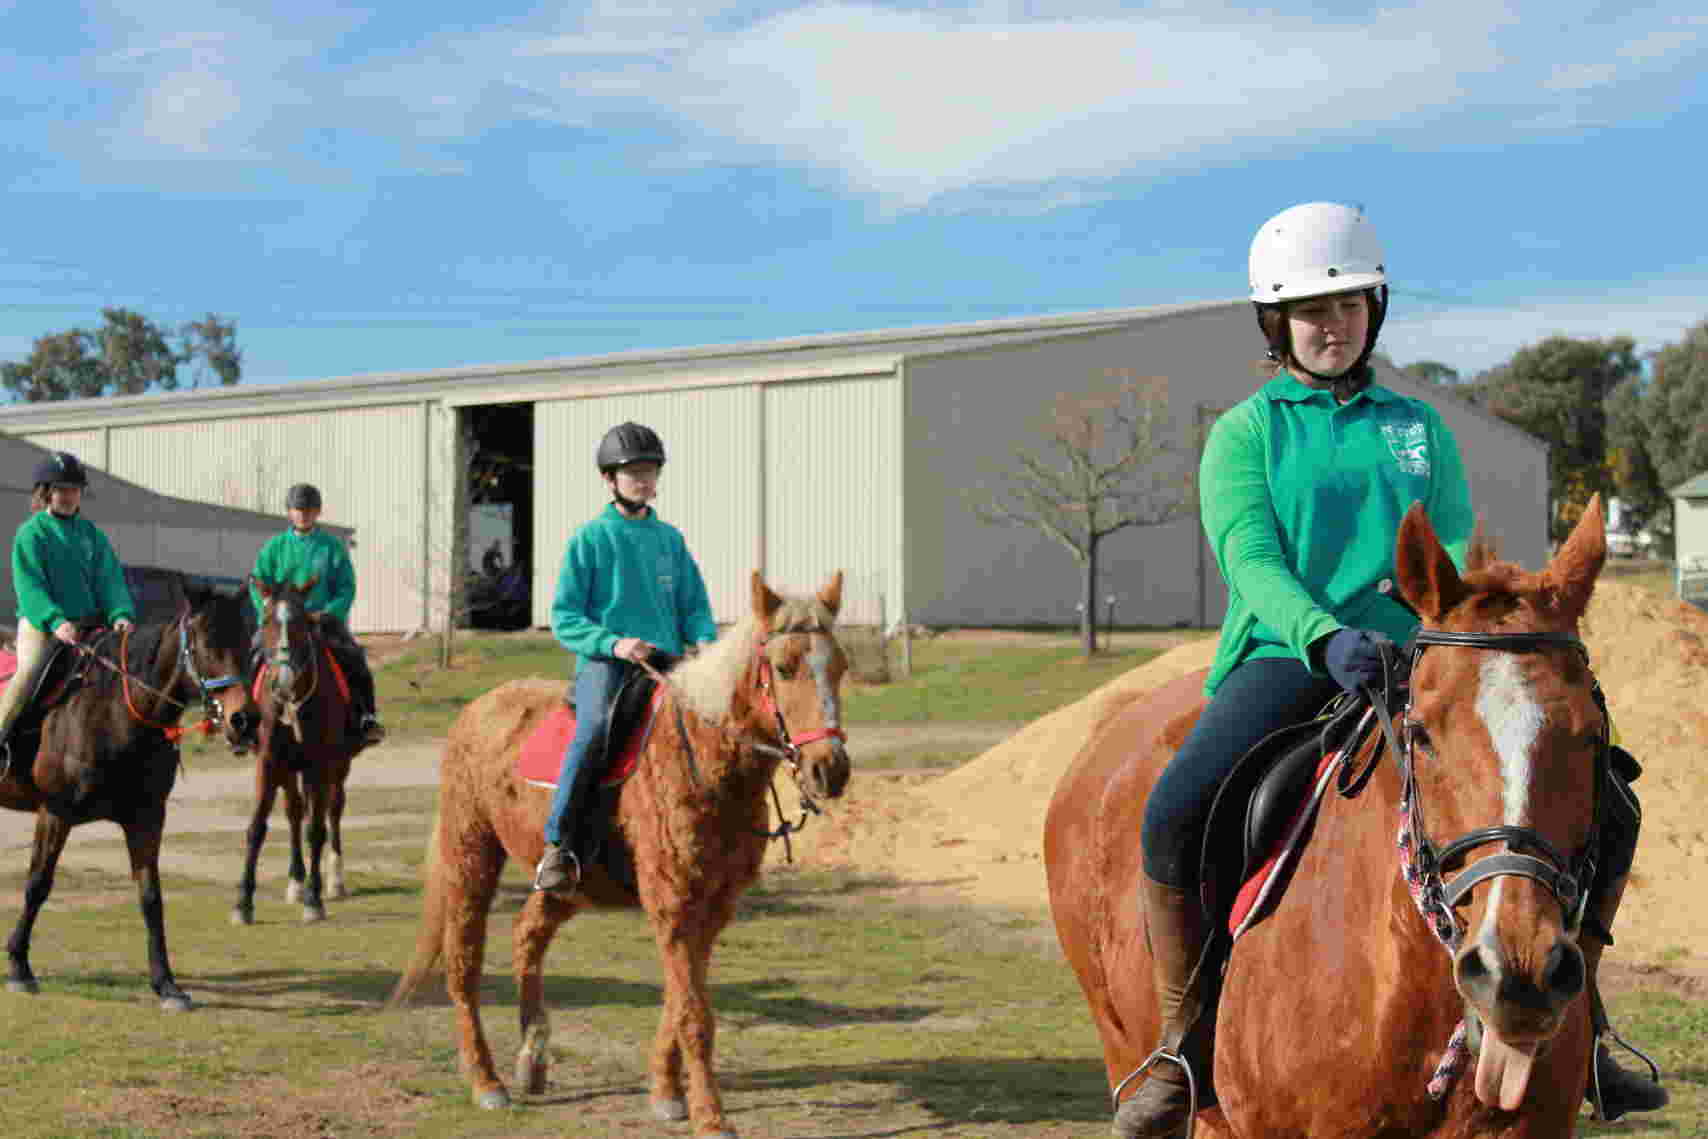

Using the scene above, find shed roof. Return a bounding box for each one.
[1671,471,1708,499]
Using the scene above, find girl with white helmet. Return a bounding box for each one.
[1119,203,1664,1137]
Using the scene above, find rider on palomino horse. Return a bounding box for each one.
[0,451,136,778]
[533,422,718,893]
[249,483,385,749]
[1125,202,1665,1138]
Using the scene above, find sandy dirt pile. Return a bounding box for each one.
[796,581,1708,975]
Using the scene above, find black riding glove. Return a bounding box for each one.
[1318,628,1394,694]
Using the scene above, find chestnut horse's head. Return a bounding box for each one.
[248,573,319,704]
[1392,496,1608,1110]
[748,570,852,801]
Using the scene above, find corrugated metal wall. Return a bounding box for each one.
[533,386,762,629]
[63,403,430,631]
[764,376,896,625]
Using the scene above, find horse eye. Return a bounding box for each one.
[1406,721,1432,753]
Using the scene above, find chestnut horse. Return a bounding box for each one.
[1,588,260,1009]
[388,571,851,1138]
[232,575,362,925]
[1047,501,1612,1138]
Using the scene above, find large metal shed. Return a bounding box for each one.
[0,301,1550,633]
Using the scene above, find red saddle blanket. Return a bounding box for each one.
[0,649,16,688]
[517,687,665,790]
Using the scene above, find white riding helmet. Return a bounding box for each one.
[1248,202,1386,303]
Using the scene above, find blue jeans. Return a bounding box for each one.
[543,659,628,847]
[1140,657,1338,888]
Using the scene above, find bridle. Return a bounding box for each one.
[1352,627,1609,1100]
[261,598,320,737]
[109,615,245,742]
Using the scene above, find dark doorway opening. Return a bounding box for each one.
[465,402,534,630]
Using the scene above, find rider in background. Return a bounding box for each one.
[0,452,136,776]
[249,483,385,749]
[534,422,718,893]
[1126,202,1663,1137]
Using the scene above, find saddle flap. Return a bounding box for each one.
[1198,718,1325,923]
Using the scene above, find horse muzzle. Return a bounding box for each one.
[803,739,851,799]
[1453,924,1584,1040]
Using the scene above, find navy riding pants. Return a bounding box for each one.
[1140,657,1339,888]
[544,658,628,849]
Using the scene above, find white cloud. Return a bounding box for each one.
[1384,289,1708,375]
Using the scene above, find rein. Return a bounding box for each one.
[94,620,242,742]
[637,628,848,860]
[1348,627,1609,1099]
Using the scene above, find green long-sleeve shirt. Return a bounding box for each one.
[250,527,356,623]
[551,504,718,667]
[11,509,136,632]
[1199,370,1474,695]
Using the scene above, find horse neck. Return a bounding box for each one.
[675,665,787,791]
[117,622,190,737]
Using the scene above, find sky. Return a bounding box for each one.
[2,0,1706,390]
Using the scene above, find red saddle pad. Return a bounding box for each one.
[0,649,17,688]
[517,687,665,791]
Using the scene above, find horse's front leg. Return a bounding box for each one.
[445,840,509,1108]
[282,765,307,904]
[122,807,191,1011]
[325,770,348,900]
[299,769,331,922]
[232,754,280,926]
[511,888,577,1094]
[6,809,71,995]
[650,909,736,1138]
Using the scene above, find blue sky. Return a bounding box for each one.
[2,0,1705,388]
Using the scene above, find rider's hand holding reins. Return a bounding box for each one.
[1318,628,1394,695]
[614,637,656,664]
[53,622,80,646]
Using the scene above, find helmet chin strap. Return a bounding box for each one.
[612,489,650,515]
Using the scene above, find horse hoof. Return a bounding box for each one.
[328,883,348,901]
[230,907,254,926]
[515,1058,547,1095]
[160,993,194,1012]
[473,1088,511,1110]
[6,978,40,995]
[285,881,303,903]
[650,1097,688,1122]
[302,905,326,923]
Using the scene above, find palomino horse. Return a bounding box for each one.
[1,589,259,1009]
[233,575,362,924]
[388,571,851,1138]
[1047,500,1613,1137]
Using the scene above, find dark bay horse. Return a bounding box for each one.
[233,575,362,925]
[1,589,259,1009]
[388,571,851,1139]
[1047,500,1612,1137]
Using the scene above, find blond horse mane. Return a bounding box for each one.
[670,594,838,723]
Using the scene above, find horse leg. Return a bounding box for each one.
[5,809,71,995]
[282,769,307,904]
[511,888,578,1094]
[325,772,348,901]
[443,830,510,1108]
[122,809,192,1011]
[232,761,279,926]
[299,771,331,922]
[650,901,738,1138]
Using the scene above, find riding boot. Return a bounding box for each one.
[1581,873,1668,1121]
[1115,873,1215,1139]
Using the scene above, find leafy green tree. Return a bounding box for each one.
[1638,319,1708,495]
[1472,335,1640,539]
[1604,375,1670,552]
[2,308,243,402]
[1401,360,1460,385]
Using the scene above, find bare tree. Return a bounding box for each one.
[971,371,1195,655]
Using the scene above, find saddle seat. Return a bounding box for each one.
[0,628,109,779]
[517,664,669,791]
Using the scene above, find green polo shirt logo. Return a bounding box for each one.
[1380,421,1430,475]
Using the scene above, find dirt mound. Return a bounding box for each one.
[795,582,1708,976]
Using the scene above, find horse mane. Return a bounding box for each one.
[671,595,837,723]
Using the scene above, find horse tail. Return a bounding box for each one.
[386,801,448,1009]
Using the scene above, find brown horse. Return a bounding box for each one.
[233,575,362,925]
[388,570,851,1138]
[1,588,260,1009]
[1047,501,1612,1137]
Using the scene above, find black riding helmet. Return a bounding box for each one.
[32,450,89,488]
[596,422,666,473]
[286,483,323,511]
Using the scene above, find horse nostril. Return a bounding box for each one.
[1454,941,1497,1002]
[1543,939,1584,1000]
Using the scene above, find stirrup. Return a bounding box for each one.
[1589,1024,1666,1122]
[532,846,581,893]
[1112,1045,1201,1139]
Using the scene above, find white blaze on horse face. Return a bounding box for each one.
[806,634,841,731]
[1475,652,1544,827]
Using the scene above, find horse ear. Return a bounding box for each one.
[1394,501,1466,622]
[750,571,783,626]
[1543,494,1606,623]
[817,571,844,620]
